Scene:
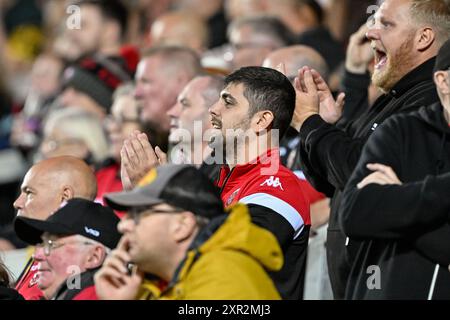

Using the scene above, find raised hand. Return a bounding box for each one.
[120,130,165,190]
[310,69,345,124]
[291,66,320,131]
[94,237,143,300]
[345,24,374,74]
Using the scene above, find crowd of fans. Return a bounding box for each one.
[0,0,450,300]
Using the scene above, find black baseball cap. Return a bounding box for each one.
[14,198,121,249]
[104,164,224,219]
[434,38,450,72]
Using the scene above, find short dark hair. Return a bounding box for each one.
[75,0,129,39]
[160,167,224,219]
[225,67,296,138]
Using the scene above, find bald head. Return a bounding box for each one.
[150,11,209,53]
[262,45,329,81]
[14,156,97,220]
[35,156,98,200]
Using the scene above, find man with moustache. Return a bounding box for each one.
[339,39,450,299]
[291,0,450,299]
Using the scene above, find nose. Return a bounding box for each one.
[366,26,380,42]
[33,245,47,261]
[118,216,135,234]
[167,102,182,119]
[13,193,25,211]
[134,83,143,100]
[209,100,220,117]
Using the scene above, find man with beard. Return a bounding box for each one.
[114,67,312,299]
[339,39,450,299]
[64,0,128,61]
[209,67,311,299]
[291,0,450,299]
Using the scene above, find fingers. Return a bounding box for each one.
[335,92,346,110]
[155,146,167,164]
[97,266,127,288]
[354,23,369,42]
[303,68,318,95]
[310,69,327,88]
[137,132,158,164]
[357,164,402,189]
[294,67,308,92]
[366,163,401,184]
[357,172,392,189]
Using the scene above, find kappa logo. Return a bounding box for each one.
[226,188,241,206]
[260,176,284,190]
[84,226,100,237]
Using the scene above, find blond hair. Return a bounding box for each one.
[410,0,450,45]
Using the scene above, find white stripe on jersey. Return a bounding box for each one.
[239,193,305,239]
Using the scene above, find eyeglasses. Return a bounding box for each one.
[127,206,185,225]
[36,238,94,256]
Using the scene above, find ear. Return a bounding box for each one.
[84,245,106,269]
[61,185,75,202]
[416,27,435,52]
[171,212,197,243]
[434,71,450,95]
[252,110,274,133]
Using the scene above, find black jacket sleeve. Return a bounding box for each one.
[246,204,295,252]
[299,114,366,191]
[337,70,371,128]
[297,70,371,195]
[413,223,450,266]
[340,117,450,240]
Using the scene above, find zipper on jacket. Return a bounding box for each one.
[427,264,440,300]
[219,167,235,195]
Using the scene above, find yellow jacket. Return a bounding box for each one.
[138,204,283,300]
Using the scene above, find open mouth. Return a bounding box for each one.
[374,49,388,70]
[211,119,222,130]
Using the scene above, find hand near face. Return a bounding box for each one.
[357,163,403,189]
[120,131,167,191]
[292,67,321,131]
[346,24,374,74]
[94,237,143,300]
[311,69,346,125]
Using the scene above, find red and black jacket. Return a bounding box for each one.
[216,149,311,300]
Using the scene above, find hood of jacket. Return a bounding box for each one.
[414,102,450,133]
[413,102,450,174]
[138,203,283,300]
[172,203,283,286]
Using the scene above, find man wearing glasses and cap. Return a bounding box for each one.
[339,38,450,299]
[95,164,283,300]
[14,199,121,300]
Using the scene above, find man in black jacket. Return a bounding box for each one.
[291,0,450,299]
[339,38,450,300]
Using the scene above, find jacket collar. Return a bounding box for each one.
[388,57,436,98]
[222,148,281,175]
